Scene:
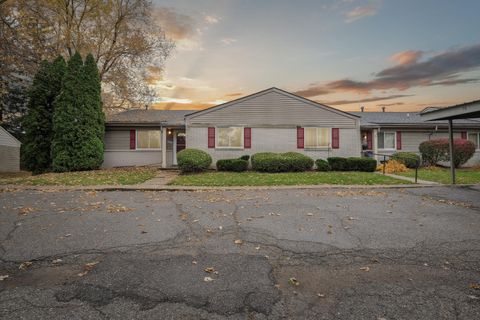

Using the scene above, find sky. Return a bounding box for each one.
[150,0,480,112]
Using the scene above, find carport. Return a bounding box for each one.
[421,100,480,184]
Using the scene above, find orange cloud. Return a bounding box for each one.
[153,7,195,41]
[224,92,243,97]
[344,4,380,23]
[390,50,423,66]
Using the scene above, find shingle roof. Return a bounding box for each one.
[106,109,192,126]
[351,112,480,127]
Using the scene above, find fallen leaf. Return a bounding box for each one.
[204,267,215,273]
[84,261,99,271]
[18,207,36,216]
[204,276,214,282]
[192,260,198,265]
[360,266,370,272]
[64,234,72,237]
[469,283,480,290]
[306,213,313,216]
[52,259,63,264]
[19,261,33,270]
[77,271,88,277]
[317,293,326,298]
[288,277,300,286]
[234,239,243,245]
[107,205,133,213]
[255,246,261,250]
[0,275,9,281]
[141,230,148,234]
[218,226,223,230]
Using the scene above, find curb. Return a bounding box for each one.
[1,183,477,192]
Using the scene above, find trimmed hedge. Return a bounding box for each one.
[315,159,330,171]
[240,155,250,161]
[391,152,420,168]
[327,157,377,172]
[177,148,212,173]
[327,157,349,171]
[216,158,249,172]
[419,138,475,167]
[251,152,313,172]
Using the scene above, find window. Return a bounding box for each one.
[305,127,330,148]
[468,132,479,149]
[137,130,161,149]
[377,132,396,149]
[217,127,243,148]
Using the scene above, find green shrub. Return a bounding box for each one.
[251,152,313,172]
[240,155,250,161]
[177,148,212,172]
[216,158,249,172]
[347,157,377,172]
[282,152,314,171]
[315,159,330,171]
[419,139,476,167]
[327,157,349,171]
[327,157,377,172]
[251,152,289,172]
[391,152,420,168]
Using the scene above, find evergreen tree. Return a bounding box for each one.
[52,52,85,172]
[81,53,105,168]
[52,52,105,172]
[22,57,66,173]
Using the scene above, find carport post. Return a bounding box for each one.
[448,119,455,185]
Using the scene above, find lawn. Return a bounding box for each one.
[0,167,156,186]
[168,171,409,186]
[396,167,480,184]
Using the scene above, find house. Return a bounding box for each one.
[350,110,480,166]
[0,126,21,172]
[102,88,480,168]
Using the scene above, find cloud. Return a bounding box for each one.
[221,38,237,45]
[154,97,193,104]
[377,102,405,107]
[390,50,423,66]
[297,43,480,96]
[204,15,220,24]
[153,7,195,41]
[321,94,412,106]
[293,86,331,97]
[224,92,243,97]
[344,4,380,23]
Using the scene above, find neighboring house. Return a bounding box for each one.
[350,110,480,166]
[102,88,480,168]
[0,126,21,172]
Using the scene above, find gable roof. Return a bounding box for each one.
[106,109,191,126]
[351,112,480,127]
[185,87,360,120]
[0,126,21,147]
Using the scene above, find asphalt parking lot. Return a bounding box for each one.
[1,186,479,319]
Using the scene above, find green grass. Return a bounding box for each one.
[168,171,409,186]
[0,168,157,186]
[396,167,480,184]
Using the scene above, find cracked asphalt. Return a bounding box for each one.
[1,186,480,319]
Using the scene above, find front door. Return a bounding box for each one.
[173,130,186,165]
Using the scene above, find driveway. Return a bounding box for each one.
[1,186,479,319]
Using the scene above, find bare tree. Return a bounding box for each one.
[1,0,174,115]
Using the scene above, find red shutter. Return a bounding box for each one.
[461,131,467,139]
[130,129,136,149]
[244,127,251,148]
[332,128,339,149]
[396,131,402,150]
[297,127,304,148]
[208,127,215,148]
[366,131,373,150]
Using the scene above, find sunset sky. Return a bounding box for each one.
[150,0,480,112]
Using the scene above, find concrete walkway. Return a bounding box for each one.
[139,169,179,187]
[376,172,440,185]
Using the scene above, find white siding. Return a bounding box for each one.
[102,150,164,168]
[0,145,20,172]
[0,126,21,147]
[187,90,358,128]
[186,126,361,166]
